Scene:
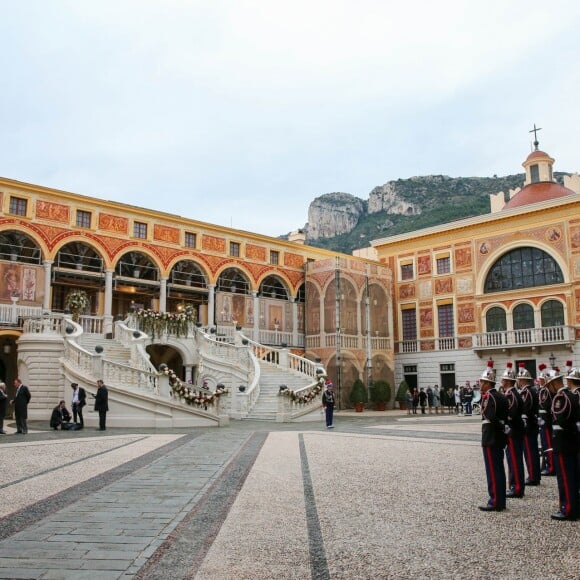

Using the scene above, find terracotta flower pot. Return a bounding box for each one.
[375,402,387,411]
[354,402,364,412]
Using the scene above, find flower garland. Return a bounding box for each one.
[279,374,326,404]
[133,307,196,338]
[162,367,229,407]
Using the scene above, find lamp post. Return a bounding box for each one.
[549,352,556,369]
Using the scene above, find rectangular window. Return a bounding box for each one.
[230,242,240,257]
[436,256,450,274]
[76,210,91,229]
[440,363,455,372]
[530,164,540,183]
[401,263,414,280]
[270,250,279,265]
[134,221,147,239]
[184,232,196,248]
[438,303,454,337]
[9,196,27,216]
[402,308,417,341]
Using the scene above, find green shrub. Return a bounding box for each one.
[370,380,391,403]
[395,380,409,402]
[349,379,368,405]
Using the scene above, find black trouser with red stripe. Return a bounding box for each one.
[483,445,506,508]
[554,450,579,518]
[523,429,541,484]
[506,434,525,496]
[540,423,555,474]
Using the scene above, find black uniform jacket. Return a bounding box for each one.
[481,387,508,448]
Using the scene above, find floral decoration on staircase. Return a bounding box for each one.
[132,307,196,338]
[279,373,326,404]
[162,367,228,407]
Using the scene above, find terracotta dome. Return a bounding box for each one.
[525,150,551,162]
[504,181,575,209]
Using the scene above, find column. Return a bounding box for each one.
[42,261,53,311]
[291,297,298,347]
[159,277,168,313]
[207,284,216,327]
[103,269,114,336]
[184,364,193,384]
[252,291,260,342]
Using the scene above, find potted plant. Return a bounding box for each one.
[370,380,391,411]
[349,379,368,412]
[395,380,409,410]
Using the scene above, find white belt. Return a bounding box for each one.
[482,419,491,424]
[553,425,563,431]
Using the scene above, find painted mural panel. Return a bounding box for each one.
[418,255,431,275]
[202,234,226,253]
[0,262,44,304]
[99,213,129,234]
[284,253,303,268]
[36,200,70,223]
[153,224,180,244]
[245,244,266,261]
[455,247,472,269]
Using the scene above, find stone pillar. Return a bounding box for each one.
[159,277,168,313]
[253,291,260,342]
[103,269,114,336]
[291,297,298,347]
[207,284,216,327]
[185,364,193,384]
[43,261,53,311]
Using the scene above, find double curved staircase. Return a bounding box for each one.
[22,314,324,428]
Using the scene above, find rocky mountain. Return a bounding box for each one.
[299,173,570,254]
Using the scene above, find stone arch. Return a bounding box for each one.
[258,274,289,300]
[215,267,252,295]
[115,250,160,281]
[168,259,208,289]
[0,230,43,264]
[53,240,106,273]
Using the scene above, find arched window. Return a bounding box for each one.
[541,300,564,327]
[484,247,563,293]
[259,275,288,300]
[216,268,250,294]
[513,303,534,329]
[486,307,506,332]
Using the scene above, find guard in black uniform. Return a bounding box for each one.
[501,362,526,498]
[567,364,580,507]
[321,381,336,429]
[537,363,555,476]
[517,363,541,486]
[546,367,578,520]
[479,361,508,512]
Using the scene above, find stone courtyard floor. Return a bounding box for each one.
[0,411,577,579]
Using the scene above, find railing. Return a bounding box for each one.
[79,315,104,335]
[102,359,158,394]
[115,320,162,375]
[0,303,43,326]
[437,337,456,351]
[473,325,575,350]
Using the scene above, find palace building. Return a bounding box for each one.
[0,175,391,424]
[372,140,580,391]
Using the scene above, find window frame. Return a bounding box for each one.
[133,221,148,239]
[184,232,196,249]
[76,209,92,229]
[9,196,28,217]
[229,241,240,257]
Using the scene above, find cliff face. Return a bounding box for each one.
[368,181,421,215]
[306,192,366,240]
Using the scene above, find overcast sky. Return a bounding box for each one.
[1,1,579,237]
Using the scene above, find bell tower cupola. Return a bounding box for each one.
[522,124,554,185]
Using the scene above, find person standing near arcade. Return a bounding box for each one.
[321,380,336,429]
[70,383,87,428]
[517,363,541,487]
[94,379,109,431]
[537,363,555,476]
[478,361,508,512]
[546,365,578,520]
[501,362,526,499]
[11,378,31,435]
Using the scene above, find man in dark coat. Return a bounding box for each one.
[71,382,87,428]
[11,378,31,434]
[50,400,72,430]
[0,381,7,434]
[94,379,109,431]
[479,361,508,512]
[517,363,541,486]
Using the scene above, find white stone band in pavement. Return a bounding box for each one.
[195,432,311,579]
[0,435,183,517]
